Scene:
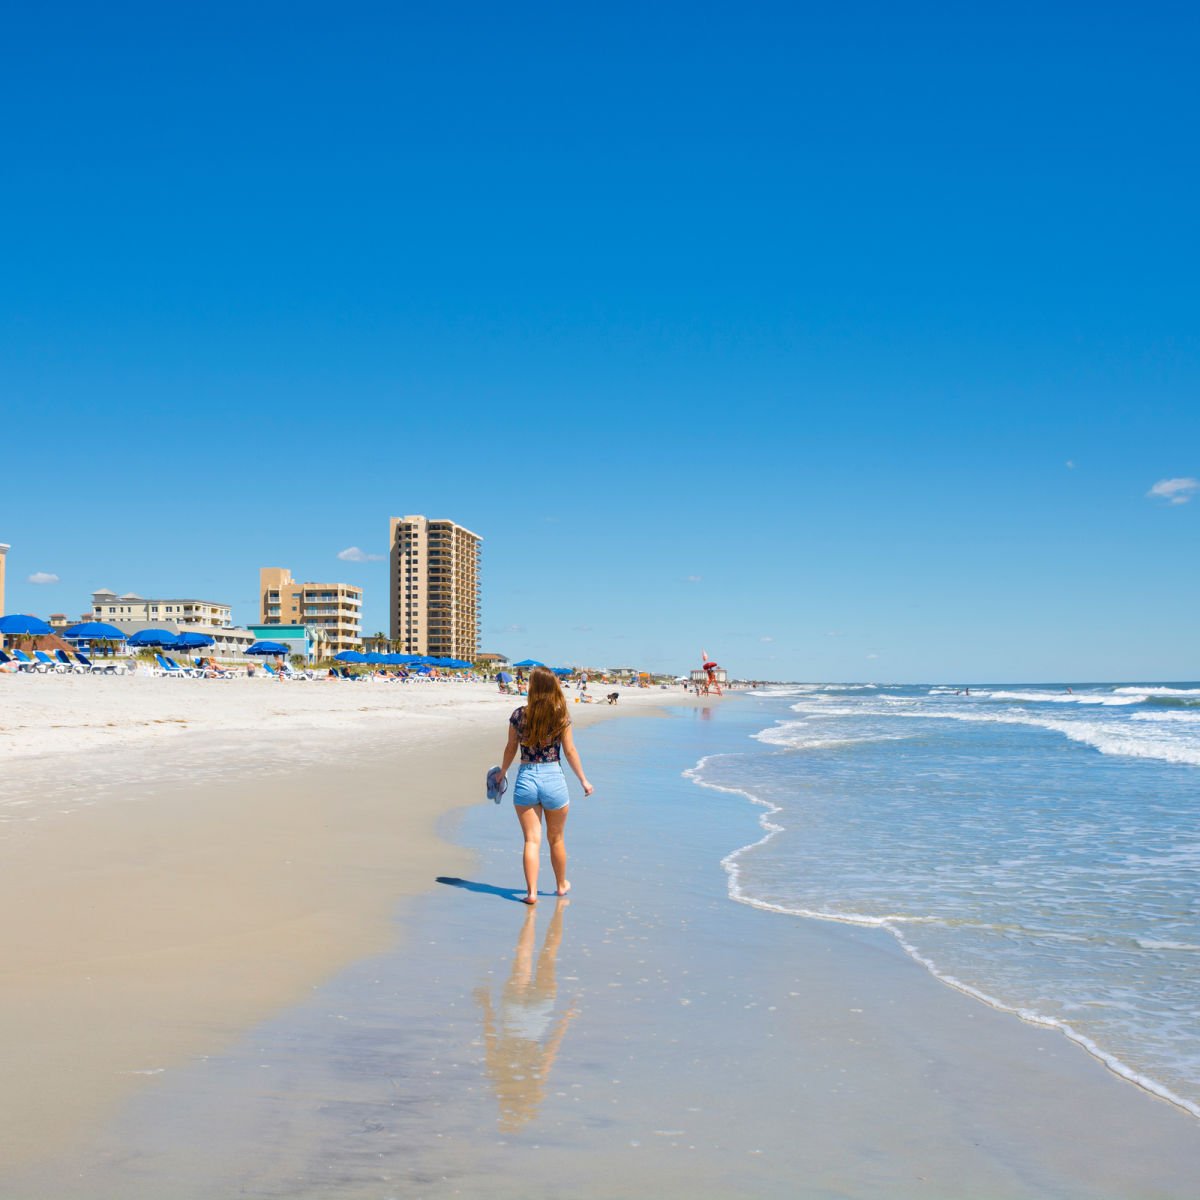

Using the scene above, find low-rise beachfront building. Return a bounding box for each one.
[388,515,481,659]
[477,652,509,666]
[258,568,362,654]
[91,589,233,627]
[100,621,256,659]
[245,623,327,663]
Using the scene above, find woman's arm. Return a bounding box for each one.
[500,723,520,774]
[560,725,593,795]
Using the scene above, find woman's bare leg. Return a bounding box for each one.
[516,804,543,902]
[543,806,570,895]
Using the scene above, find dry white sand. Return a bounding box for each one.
[0,671,672,762]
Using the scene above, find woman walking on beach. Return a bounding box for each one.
[499,666,593,904]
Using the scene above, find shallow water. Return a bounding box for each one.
[698,683,1200,1117]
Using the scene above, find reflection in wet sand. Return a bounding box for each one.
[475,901,578,1132]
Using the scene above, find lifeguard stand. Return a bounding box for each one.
[690,662,726,696]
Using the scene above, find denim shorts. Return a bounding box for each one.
[513,761,570,810]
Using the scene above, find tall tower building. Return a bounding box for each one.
[389,516,481,659]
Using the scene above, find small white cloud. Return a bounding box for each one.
[866,652,880,660]
[760,635,774,643]
[503,623,526,634]
[686,574,702,583]
[1065,460,1075,469]
[28,572,59,585]
[1147,477,1198,505]
[337,546,385,562]
[573,624,593,633]
[825,631,843,638]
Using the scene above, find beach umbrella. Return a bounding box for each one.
[551,666,572,676]
[334,650,364,662]
[0,614,53,636]
[245,640,291,656]
[512,659,544,668]
[414,665,432,675]
[173,631,215,650]
[365,652,388,665]
[127,628,177,648]
[497,671,513,683]
[62,621,126,641]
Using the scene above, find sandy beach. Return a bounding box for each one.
[0,675,672,1174]
[2,680,1198,1197]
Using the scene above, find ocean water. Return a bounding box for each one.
[688,683,1200,1119]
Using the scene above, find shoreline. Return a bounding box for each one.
[6,691,1198,1197]
[695,753,1200,1124]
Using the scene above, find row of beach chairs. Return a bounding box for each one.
[0,648,130,675]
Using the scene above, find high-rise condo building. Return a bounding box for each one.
[389,516,481,659]
[259,568,363,654]
[0,543,9,617]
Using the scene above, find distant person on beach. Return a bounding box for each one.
[498,666,593,904]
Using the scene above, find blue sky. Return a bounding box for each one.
[2,1,1197,681]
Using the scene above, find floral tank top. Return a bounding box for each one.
[510,706,569,763]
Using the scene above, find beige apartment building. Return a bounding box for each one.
[92,589,233,626]
[389,516,481,659]
[258,568,362,654]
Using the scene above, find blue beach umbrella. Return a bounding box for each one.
[497,671,513,683]
[334,650,365,663]
[245,640,291,656]
[63,621,126,641]
[127,628,177,648]
[551,666,572,676]
[512,658,544,668]
[173,631,215,650]
[0,614,53,636]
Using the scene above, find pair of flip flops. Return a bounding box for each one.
[486,765,508,803]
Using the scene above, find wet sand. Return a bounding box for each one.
[4,701,1200,1197]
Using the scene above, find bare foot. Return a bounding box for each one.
[522,893,538,905]
[556,880,571,897]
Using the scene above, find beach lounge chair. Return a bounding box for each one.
[74,651,126,675]
[0,649,35,672]
[34,650,68,674]
[54,649,88,674]
[11,649,48,672]
[154,653,198,678]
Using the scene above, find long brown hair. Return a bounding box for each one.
[522,667,569,748]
